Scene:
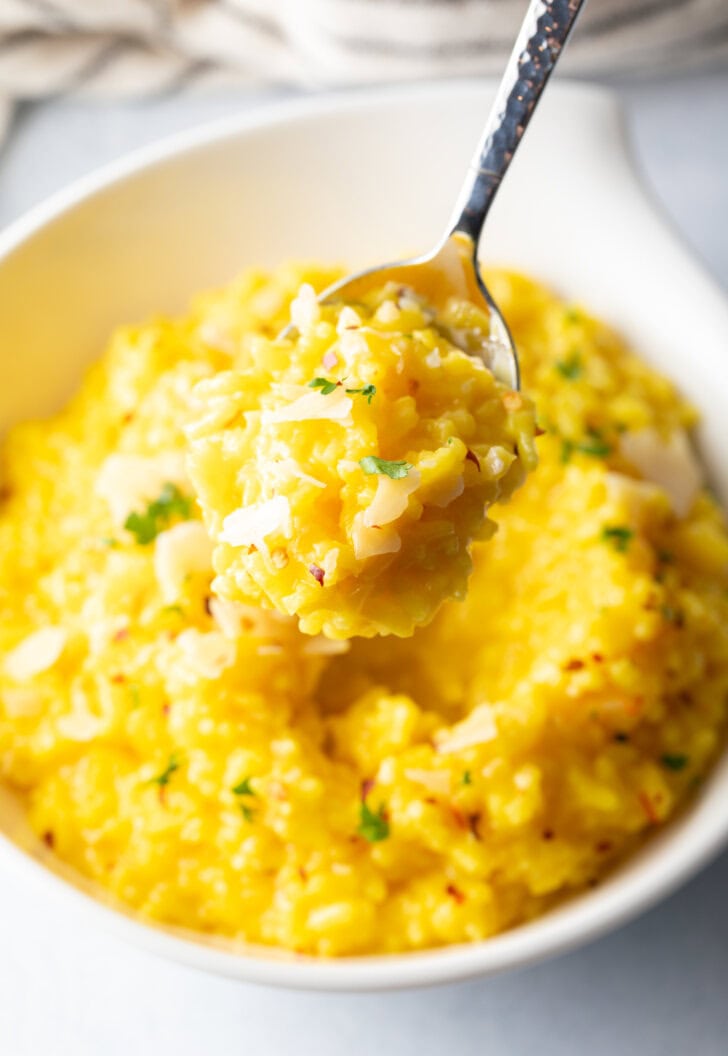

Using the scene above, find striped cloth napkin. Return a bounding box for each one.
[0,0,726,144]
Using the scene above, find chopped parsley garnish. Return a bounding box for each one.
[99,537,120,548]
[359,456,413,480]
[601,525,634,553]
[358,801,390,842]
[661,753,689,771]
[308,376,339,395]
[149,752,181,788]
[346,384,377,403]
[561,436,612,463]
[555,352,583,380]
[124,483,193,545]
[462,770,472,786]
[232,776,256,797]
[232,776,256,821]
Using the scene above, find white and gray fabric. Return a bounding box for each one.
[0,0,726,143]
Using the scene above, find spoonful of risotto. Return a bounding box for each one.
[186,1,584,639]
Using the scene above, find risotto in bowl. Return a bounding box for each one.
[1,83,728,989]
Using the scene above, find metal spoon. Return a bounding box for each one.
[284,0,585,388]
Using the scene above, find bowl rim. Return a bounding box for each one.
[2,78,728,992]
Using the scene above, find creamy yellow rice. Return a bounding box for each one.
[188,283,536,639]
[0,263,726,956]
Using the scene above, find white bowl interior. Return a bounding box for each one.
[1,82,728,990]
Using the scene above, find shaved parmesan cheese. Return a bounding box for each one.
[363,469,421,528]
[620,427,702,518]
[210,597,293,639]
[177,629,236,680]
[220,496,291,551]
[272,458,326,489]
[265,388,353,425]
[154,521,213,602]
[301,636,350,657]
[290,284,320,331]
[5,627,67,682]
[435,703,498,754]
[57,710,102,742]
[96,452,188,526]
[404,768,451,795]
[376,300,399,324]
[337,307,361,333]
[352,514,401,559]
[425,348,442,369]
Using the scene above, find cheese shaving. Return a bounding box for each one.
[220,496,292,550]
[620,427,702,518]
[5,627,67,682]
[435,703,498,754]
[363,469,421,528]
[352,514,402,559]
[96,452,188,526]
[265,388,353,425]
[154,521,213,603]
[177,629,236,680]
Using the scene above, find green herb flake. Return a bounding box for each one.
[160,604,184,617]
[358,800,390,842]
[661,753,689,772]
[601,525,634,553]
[99,537,120,548]
[232,776,256,798]
[149,752,181,788]
[346,383,377,404]
[239,802,255,823]
[657,549,674,565]
[462,770,472,786]
[308,376,340,396]
[560,439,574,464]
[359,456,413,480]
[575,438,612,459]
[555,353,583,380]
[124,483,193,545]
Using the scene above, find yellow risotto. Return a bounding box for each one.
[187,283,536,639]
[0,263,727,957]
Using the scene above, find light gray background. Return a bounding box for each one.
[0,72,727,1056]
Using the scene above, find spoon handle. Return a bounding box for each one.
[448,0,586,246]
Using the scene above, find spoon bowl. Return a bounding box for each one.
[281,0,585,391]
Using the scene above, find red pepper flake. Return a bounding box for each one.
[361,777,376,801]
[309,564,325,587]
[162,703,170,717]
[111,673,126,684]
[465,449,481,472]
[323,350,338,370]
[446,884,466,905]
[534,425,546,437]
[113,628,129,643]
[408,379,420,396]
[449,805,468,831]
[122,412,135,424]
[542,829,555,841]
[42,830,55,849]
[592,653,604,663]
[298,866,308,882]
[596,840,612,853]
[468,813,482,841]
[564,658,584,671]
[639,791,659,825]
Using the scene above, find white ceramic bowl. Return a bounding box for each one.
[1,82,728,991]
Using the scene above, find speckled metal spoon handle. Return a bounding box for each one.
[449,0,586,244]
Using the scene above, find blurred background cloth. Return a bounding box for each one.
[1,0,727,143]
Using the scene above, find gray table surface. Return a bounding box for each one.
[1,72,727,1056]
